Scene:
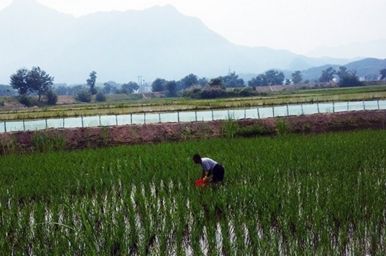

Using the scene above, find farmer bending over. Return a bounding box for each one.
[193,154,224,185]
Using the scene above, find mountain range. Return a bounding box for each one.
[0,0,356,84]
[300,58,386,81]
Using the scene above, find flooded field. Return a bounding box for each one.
[0,131,385,254]
[1,99,385,133]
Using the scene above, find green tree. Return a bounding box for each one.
[76,90,92,102]
[151,78,167,92]
[165,81,178,97]
[337,66,362,87]
[103,81,119,94]
[27,67,54,102]
[319,67,336,83]
[291,71,303,84]
[10,68,29,95]
[46,90,58,105]
[87,71,97,95]
[221,72,245,87]
[121,82,139,94]
[264,70,285,85]
[208,78,224,88]
[285,79,291,85]
[198,77,208,86]
[248,74,267,87]
[10,67,54,102]
[380,69,386,80]
[179,74,198,90]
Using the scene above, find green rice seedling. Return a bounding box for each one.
[173,194,186,255]
[0,130,385,254]
[190,208,205,255]
[204,219,217,255]
[127,191,139,255]
[215,204,231,254]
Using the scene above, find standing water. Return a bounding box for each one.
[0,100,385,133]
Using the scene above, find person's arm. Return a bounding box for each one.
[201,161,213,182]
[201,169,206,179]
[203,170,213,182]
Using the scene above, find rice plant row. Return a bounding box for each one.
[0,130,385,255]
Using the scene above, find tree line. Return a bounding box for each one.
[318,66,364,86]
[8,68,143,105]
[149,66,383,99]
[6,66,386,105]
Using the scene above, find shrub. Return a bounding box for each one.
[96,92,106,102]
[238,87,257,97]
[46,90,58,105]
[235,124,271,137]
[100,127,110,145]
[183,87,202,98]
[18,95,31,106]
[0,135,18,154]
[199,86,226,99]
[76,90,92,103]
[18,95,39,107]
[185,86,258,99]
[276,119,289,135]
[339,76,363,87]
[337,67,363,87]
[31,132,66,152]
[221,119,239,138]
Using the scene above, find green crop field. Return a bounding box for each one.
[0,130,385,255]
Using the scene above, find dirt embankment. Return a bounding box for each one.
[0,110,385,154]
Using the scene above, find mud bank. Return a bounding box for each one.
[0,110,385,154]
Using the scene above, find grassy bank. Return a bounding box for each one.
[0,130,385,254]
[1,110,385,155]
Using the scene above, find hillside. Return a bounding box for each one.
[300,58,386,81]
[0,0,348,84]
[346,58,386,79]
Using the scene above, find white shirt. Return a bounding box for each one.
[201,157,217,172]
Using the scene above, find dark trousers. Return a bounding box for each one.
[212,164,224,183]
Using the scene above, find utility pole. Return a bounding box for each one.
[137,76,142,85]
[138,76,143,92]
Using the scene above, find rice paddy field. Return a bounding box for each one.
[0,130,385,255]
[1,84,386,121]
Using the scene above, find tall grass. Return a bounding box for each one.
[0,130,385,254]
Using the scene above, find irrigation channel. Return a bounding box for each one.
[1,99,386,133]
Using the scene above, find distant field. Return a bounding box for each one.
[0,84,385,120]
[0,130,385,254]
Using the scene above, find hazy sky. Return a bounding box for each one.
[1,0,385,55]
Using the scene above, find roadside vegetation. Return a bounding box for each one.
[0,130,385,254]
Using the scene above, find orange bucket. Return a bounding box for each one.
[195,178,206,187]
